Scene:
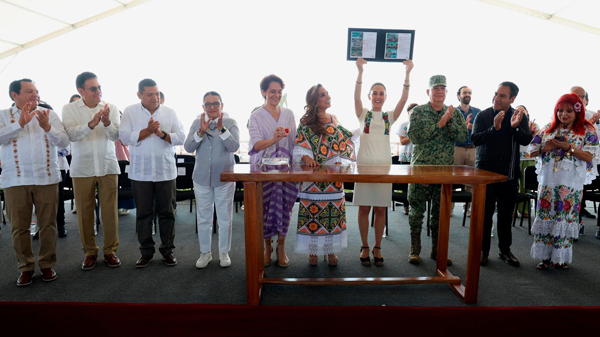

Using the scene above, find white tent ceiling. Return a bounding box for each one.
[0,0,150,60]
[0,0,598,62]
[481,0,600,36]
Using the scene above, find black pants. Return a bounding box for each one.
[482,179,518,255]
[56,170,66,232]
[131,179,176,257]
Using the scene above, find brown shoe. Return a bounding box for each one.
[136,255,154,268]
[81,255,97,271]
[41,268,57,282]
[104,254,121,268]
[163,253,177,266]
[17,271,34,287]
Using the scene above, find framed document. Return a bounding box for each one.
[347,28,415,62]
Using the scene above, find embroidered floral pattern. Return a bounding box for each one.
[294,116,355,252]
[529,124,599,264]
[363,110,390,135]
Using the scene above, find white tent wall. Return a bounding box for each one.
[0,0,598,141]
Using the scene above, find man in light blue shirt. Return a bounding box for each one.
[453,86,481,216]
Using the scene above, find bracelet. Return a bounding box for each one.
[356,81,362,84]
[403,84,410,88]
[160,131,168,139]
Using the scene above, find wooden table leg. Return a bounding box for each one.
[436,184,452,272]
[243,182,263,306]
[463,183,487,304]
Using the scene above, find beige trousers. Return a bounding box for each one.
[5,184,58,272]
[72,175,119,256]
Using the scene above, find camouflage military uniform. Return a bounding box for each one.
[406,101,468,260]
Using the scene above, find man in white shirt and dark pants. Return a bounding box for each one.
[120,79,185,268]
[0,79,69,286]
[62,72,122,271]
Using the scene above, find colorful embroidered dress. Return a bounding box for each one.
[528,124,599,264]
[293,115,355,255]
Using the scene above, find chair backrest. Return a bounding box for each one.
[176,154,195,163]
[391,157,409,191]
[118,161,131,188]
[64,168,73,189]
[452,184,466,191]
[524,165,538,192]
[176,162,195,190]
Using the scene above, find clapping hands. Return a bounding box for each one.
[438,105,455,128]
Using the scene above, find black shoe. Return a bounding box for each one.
[582,208,596,219]
[359,246,371,266]
[163,253,177,266]
[480,252,489,267]
[58,229,67,238]
[136,255,154,268]
[499,251,520,267]
[372,246,384,267]
[596,228,600,240]
[32,232,39,240]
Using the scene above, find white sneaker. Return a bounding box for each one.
[196,252,212,269]
[219,253,231,268]
[119,208,129,216]
[29,221,38,236]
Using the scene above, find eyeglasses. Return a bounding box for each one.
[204,102,221,108]
[87,85,101,93]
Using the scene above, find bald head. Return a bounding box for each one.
[571,86,588,106]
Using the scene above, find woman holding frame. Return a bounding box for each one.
[353,58,413,266]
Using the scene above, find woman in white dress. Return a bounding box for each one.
[353,58,413,266]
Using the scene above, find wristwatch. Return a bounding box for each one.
[220,127,227,134]
[160,131,168,139]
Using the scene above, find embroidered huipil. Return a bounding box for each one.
[119,103,185,182]
[0,106,69,188]
[62,99,121,177]
[293,115,355,255]
[528,124,599,264]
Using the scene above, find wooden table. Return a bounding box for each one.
[221,164,506,305]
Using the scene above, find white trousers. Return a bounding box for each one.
[194,182,235,254]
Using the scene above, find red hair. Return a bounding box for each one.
[546,92,592,136]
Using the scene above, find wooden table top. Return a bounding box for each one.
[221,164,507,185]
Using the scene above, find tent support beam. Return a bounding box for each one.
[0,0,152,61]
[479,0,600,36]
